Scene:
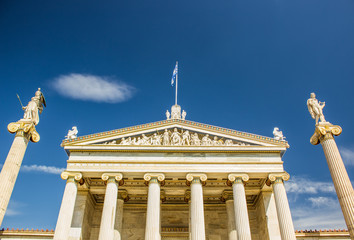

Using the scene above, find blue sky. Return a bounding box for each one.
[0,0,354,230]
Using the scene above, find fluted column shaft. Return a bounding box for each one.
[272,177,296,240]
[114,198,124,240]
[321,138,354,238]
[144,173,164,240]
[99,176,120,240]
[229,175,251,240]
[0,134,29,226]
[54,173,82,240]
[225,200,237,240]
[187,173,207,240]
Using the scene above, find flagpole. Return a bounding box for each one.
[175,61,178,105]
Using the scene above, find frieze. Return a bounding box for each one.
[98,128,252,147]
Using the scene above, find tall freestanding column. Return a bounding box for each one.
[186,173,207,240]
[0,88,45,226]
[228,173,252,240]
[53,172,83,240]
[310,123,354,238]
[98,173,123,240]
[221,191,237,240]
[144,173,165,240]
[267,173,296,240]
[307,93,354,239]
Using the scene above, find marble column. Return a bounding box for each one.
[222,191,237,240]
[228,173,251,240]
[186,173,207,240]
[0,120,40,226]
[98,173,123,240]
[114,191,127,240]
[267,173,296,240]
[53,172,83,240]
[144,173,165,240]
[184,190,192,240]
[311,123,354,238]
[262,191,281,240]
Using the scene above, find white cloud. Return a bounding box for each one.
[308,196,337,208]
[52,73,135,103]
[285,176,335,194]
[21,165,65,174]
[292,205,346,230]
[5,200,25,217]
[339,147,354,166]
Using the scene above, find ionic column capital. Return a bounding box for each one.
[184,189,191,203]
[7,121,40,143]
[144,173,165,186]
[310,123,342,145]
[144,173,165,182]
[186,173,207,182]
[102,173,123,181]
[221,190,233,202]
[228,173,249,183]
[61,171,83,182]
[266,172,290,185]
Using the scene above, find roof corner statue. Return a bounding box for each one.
[22,88,46,125]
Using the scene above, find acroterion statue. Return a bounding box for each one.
[307,93,354,239]
[0,88,46,226]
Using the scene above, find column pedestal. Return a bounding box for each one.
[267,173,296,240]
[186,173,207,240]
[98,173,123,240]
[228,173,251,240]
[311,123,354,238]
[53,172,83,240]
[144,173,165,240]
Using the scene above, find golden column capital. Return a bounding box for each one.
[7,120,40,143]
[61,171,82,181]
[144,173,165,186]
[186,173,207,186]
[220,190,233,202]
[310,123,342,145]
[266,172,290,186]
[102,173,124,185]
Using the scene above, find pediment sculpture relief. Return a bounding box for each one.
[100,128,251,146]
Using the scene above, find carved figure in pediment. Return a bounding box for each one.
[163,129,170,145]
[213,136,223,145]
[136,137,141,145]
[171,128,182,145]
[201,134,212,146]
[182,130,191,145]
[108,140,117,145]
[152,133,162,145]
[120,137,129,145]
[225,139,233,146]
[191,133,201,146]
[141,134,150,145]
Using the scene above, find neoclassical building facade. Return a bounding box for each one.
[50,104,300,240]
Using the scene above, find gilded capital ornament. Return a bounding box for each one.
[61,171,84,185]
[310,123,342,145]
[8,121,40,143]
[220,190,233,202]
[102,173,124,185]
[266,172,290,186]
[144,173,165,186]
[186,173,207,186]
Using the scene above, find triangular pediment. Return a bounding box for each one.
[62,119,288,148]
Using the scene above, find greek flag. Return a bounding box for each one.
[171,62,178,86]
